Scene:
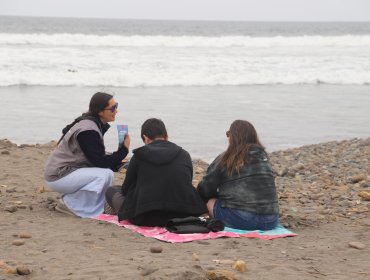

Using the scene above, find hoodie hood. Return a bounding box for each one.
[133,140,182,165]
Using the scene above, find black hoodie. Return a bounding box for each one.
[118,140,207,224]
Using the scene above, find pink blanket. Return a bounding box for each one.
[94,214,296,243]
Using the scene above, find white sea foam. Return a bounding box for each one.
[2,33,370,47]
[1,33,369,86]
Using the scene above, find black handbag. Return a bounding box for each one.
[166,216,225,234]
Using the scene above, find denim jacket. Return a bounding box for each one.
[197,145,279,215]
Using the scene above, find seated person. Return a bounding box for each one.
[197,120,279,230]
[105,118,207,226]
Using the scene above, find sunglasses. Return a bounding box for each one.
[103,102,118,113]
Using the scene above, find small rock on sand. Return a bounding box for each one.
[150,246,163,253]
[4,267,17,274]
[350,174,366,183]
[358,191,370,201]
[348,241,366,250]
[140,267,158,276]
[232,260,247,272]
[19,233,32,239]
[12,240,25,246]
[16,266,31,275]
[206,269,237,280]
[4,205,18,213]
[192,253,200,261]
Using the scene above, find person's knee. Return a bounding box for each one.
[105,185,123,210]
[97,169,114,185]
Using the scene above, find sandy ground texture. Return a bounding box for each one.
[0,138,369,280]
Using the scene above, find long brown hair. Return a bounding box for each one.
[219,120,264,176]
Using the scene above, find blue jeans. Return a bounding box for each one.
[213,200,278,230]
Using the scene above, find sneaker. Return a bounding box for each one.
[103,201,117,215]
[55,198,77,217]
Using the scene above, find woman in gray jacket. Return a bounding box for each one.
[44,92,130,218]
[197,120,279,230]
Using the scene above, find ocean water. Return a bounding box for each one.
[0,16,369,160]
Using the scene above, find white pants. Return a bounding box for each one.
[46,167,114,218]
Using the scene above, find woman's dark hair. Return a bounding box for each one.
[141,118,168,141]
[87,92,113,117]
[219,120,264,176]
[57,92,113,144]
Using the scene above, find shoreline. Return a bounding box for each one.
[1,137,369,279]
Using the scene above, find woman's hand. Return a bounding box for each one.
[123,133,131,149]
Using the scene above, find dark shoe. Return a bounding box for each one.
[55,198,77,217]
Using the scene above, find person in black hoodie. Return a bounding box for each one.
[105,118,208,226]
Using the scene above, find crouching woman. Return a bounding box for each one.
[44,92,130,218]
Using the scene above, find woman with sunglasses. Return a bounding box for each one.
[44,92,130,218]
[197,120,279,230]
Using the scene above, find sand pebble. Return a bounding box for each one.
[212,259,234,265]
[350,174,366,183]
[46,197,56,203]
[4,206,18,213]
[348,241,366,250]
[12,240,25,246]
[4,267,17,274]
[19,233,32,239]
[16,266,31,275]
[277,167,288,177]
[36,185,45,193]
[358,191,370,201]
[140,268,158,276]
[11,201,23,205]
[192,253,200,261]
[150,246,163,253]
[232,260,247,272]
[195,167,203,174]
[206,269,237,280]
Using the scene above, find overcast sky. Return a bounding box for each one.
[0,0,369,21]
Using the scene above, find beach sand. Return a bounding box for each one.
[1,138,369,280]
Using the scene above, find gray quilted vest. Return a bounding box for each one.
[44,119,103,182]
